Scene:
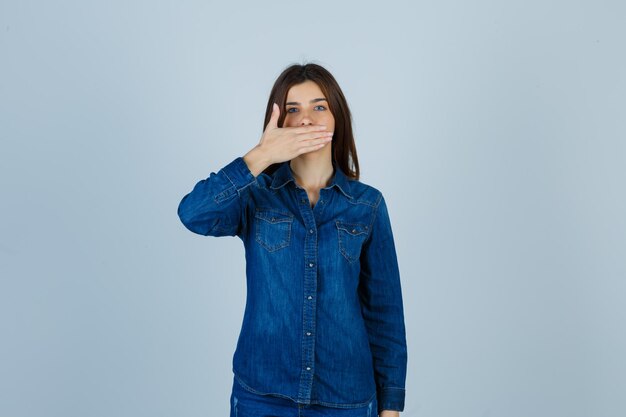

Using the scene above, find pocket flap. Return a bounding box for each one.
[255,209,294,224]
[335,221,368,236]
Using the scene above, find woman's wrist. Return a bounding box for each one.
[243,146,272,177]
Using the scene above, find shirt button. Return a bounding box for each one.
[309,229,314,233]
[306,366,311,371]
[306,332,311,336]
[307,295,312,300]
[309,263,314,267]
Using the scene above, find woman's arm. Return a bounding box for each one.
[177,104,331,238]
[177,147,269,238]
[358,193,408,414]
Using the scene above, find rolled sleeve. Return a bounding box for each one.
[358,193,408,413]
[221,155,258,192]
[177,156,257,238]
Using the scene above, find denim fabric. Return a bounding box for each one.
[177,156,407,413]
[230,373,377,417]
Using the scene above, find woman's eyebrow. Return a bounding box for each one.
[285,98,327,105]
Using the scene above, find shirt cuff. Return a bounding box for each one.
[377,386,406,412]
[221,156,257,192]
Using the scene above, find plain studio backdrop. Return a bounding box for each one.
[1,1,624,416]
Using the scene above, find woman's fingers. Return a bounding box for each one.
[265,103,281,131]
[297,137,332,155]
[297,130,334,142]
[294,124,327,133]
[284,124,328,136]
[259,123,332,162]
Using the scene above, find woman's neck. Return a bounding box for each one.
[289,154,334,190]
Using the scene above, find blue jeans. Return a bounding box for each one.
[230,375,378,417]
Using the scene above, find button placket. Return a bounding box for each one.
[295,186,318,401]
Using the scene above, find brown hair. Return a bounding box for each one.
[261,62,360,181]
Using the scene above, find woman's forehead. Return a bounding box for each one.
[287,81,325,100]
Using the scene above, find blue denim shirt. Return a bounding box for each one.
[177,156,407,413]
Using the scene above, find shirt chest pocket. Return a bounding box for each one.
[255,209,294,252]
[335,220,369,263]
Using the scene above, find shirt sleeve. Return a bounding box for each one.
[358,193,408,413]
[177,156,257,239]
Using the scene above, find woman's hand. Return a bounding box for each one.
[253,102,334,165]
[379,410,400,417]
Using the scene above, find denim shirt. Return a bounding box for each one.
[177,156,407,413]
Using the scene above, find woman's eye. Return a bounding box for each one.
[286,106,326,113]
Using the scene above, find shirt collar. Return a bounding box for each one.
[270,159,353,199]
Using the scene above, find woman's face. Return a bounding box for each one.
[283,80,335,134]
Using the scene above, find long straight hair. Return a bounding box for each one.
[261,63,360,181]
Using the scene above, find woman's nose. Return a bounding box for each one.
[299,115,316,126]
[297,108,320,126]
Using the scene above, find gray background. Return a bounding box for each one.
[1,1,624,416]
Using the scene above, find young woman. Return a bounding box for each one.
[177,63,407,417]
